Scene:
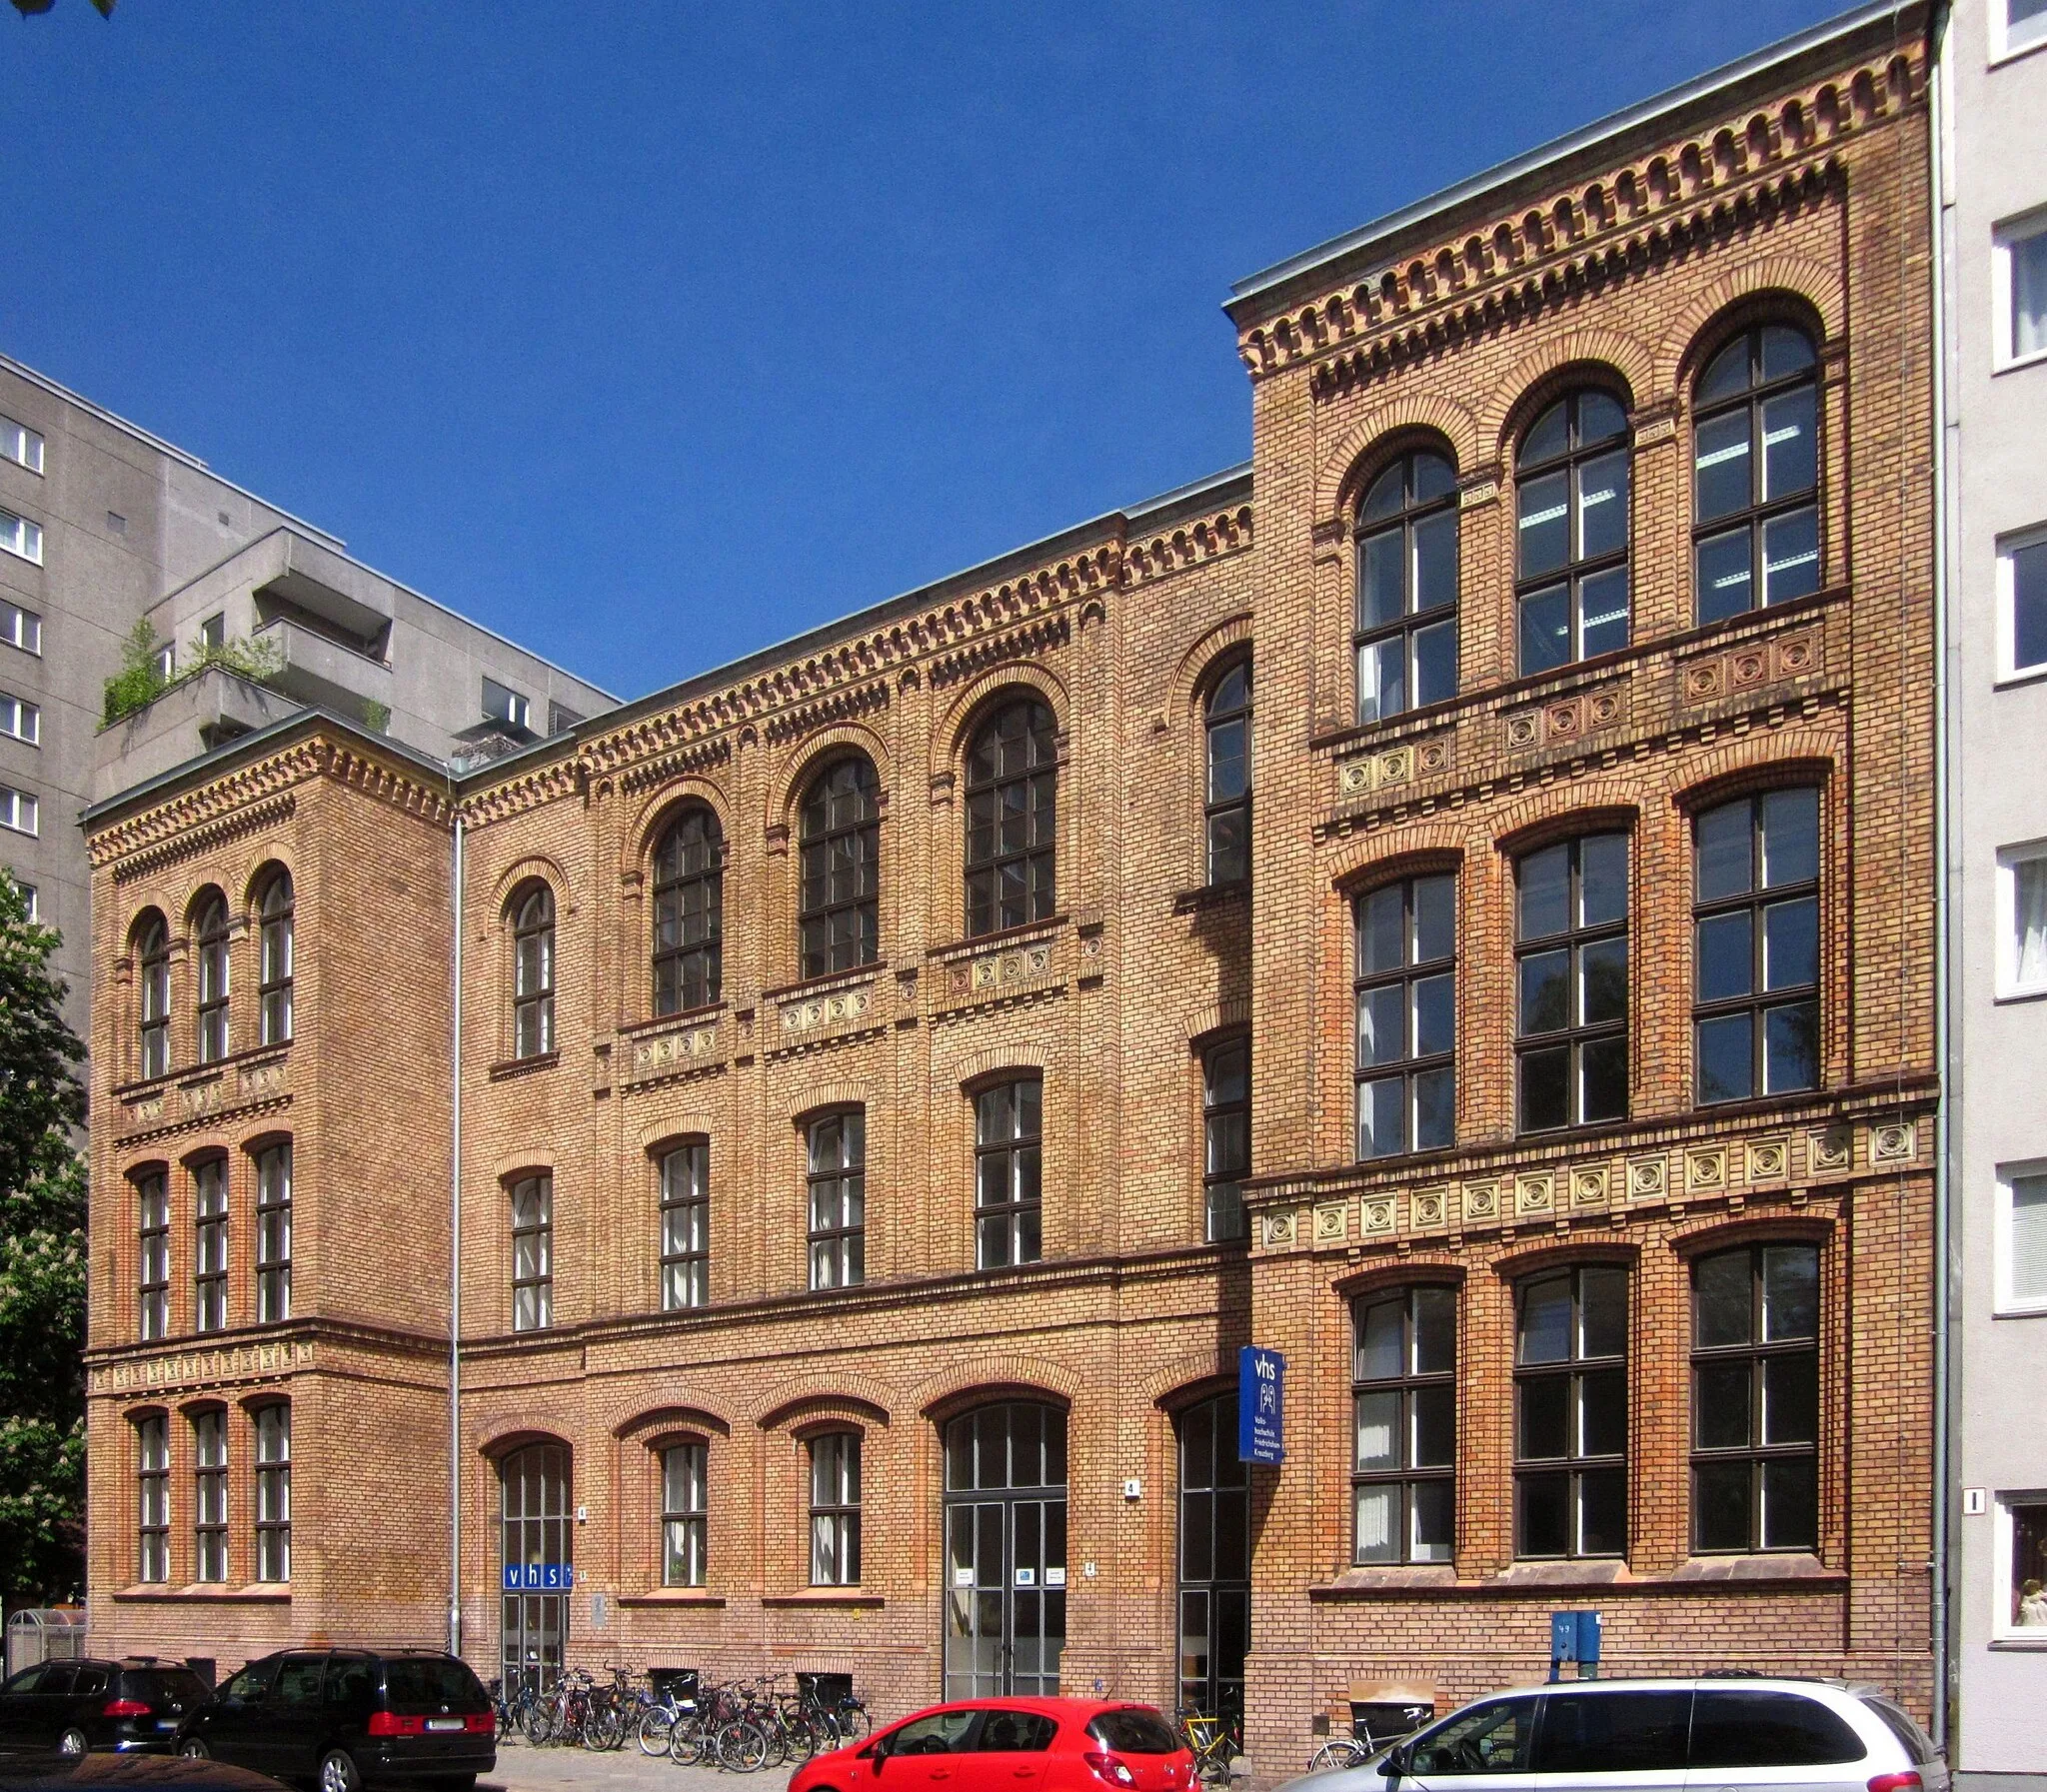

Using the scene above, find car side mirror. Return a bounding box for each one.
[1378,1744,1409,1779]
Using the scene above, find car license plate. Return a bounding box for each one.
[426,1719,464,1732]
[157,1720,179,1731]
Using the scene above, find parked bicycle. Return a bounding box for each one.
[1175,1706,1240,1785]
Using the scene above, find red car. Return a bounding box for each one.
[790,1699,1196,1792]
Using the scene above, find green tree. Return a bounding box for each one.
[0,871,88,1604]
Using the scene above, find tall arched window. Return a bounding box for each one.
[1204,662,1251,887]
[1354,450,1457,725]
[1693,325,1820,624]
[512,885,555,1059]
[194,891,231,1063]
[1516,391,1631,675]
[136,912,170,1079]
[964,697,1057,937]
[798,757,880,979]
[257,871,293,1046]
[652,809,723,1015]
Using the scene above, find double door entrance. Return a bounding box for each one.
[943,1401,1066,1699]
[500,1442,571,1695]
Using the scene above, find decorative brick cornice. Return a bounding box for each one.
[1124,503,1254,588]
[762,676,891,746]
[456,757,583,827]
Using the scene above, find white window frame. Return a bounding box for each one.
[0,694,39,746]
[8,879,37,922]
[1992,1489,2047,1643]
[1996,839,2047,998]
[0,786,36,837]
[1999,524,2047,682]
[1996,1159,2047,1315]
[1,600,40,656]
[1996,0,2047,60]
[1994,207,2047,374]
[0,509,42,567]
[0,416,41,476]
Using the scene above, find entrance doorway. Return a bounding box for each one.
[500,1442,572,1695]
[1177,1394,1249,1732]
[943,1401,1067,1699]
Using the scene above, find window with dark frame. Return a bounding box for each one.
[138,1170,169,1342]
[1693,789,1821,1104]
[511,1174,553,1331]
[1691,1243,1820,1553]
[137,1414,169,1584]
[258,872,293,1045]
[975,1076,1043,1268]
[1516,835,1629,1133]
[1354,450,1458,726]
[1201,1038,1249,1243]
[195,892,230,1063]
[1351,1285,1455,1564]
[254,1403,290,1582]
[511,885,555,1059]
[194,1158,228,1333]
[137,913,170,1079]
[1514,1264,1627,1559]
[1693,326,1820,625]
[1516,391,1631,675]
[653,809,723,1015]
[1204,663,1251,886]
[1353,874,1456,1160]
[807,1111,866,1290]
[662,1441,708,1588]
[965,698,1058,936]
[798,757,881,978]
[194,1408,228,1583]
[809,1431,862,1585]
[255,1141,292,1324]
[659,1142,709,1310]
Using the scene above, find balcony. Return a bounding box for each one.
[252,614,395,717]
[92,666,299,802]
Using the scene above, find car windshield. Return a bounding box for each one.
[119,1670,209,1706]
[384,1659,485,1710]
[1086,1710,1180,1754]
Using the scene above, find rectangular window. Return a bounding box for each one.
[1515,835,1629,1132]
[137,1415,169,1584]
[14,882,35,922]
[193,1158,229,1333]
[481,676,530,731]
[1354,874,1456,1158]
[2001,1495,2047,1636]
[194,1409,228,1583]
[2003,532,2047,678]
[1202,1038,1249,1242]
[1351,1285,1456,1564]
[255,1142,292,1324]
[0,508,42,566]
[0,600,38,656]
[0,415,42,474]
[511,1173,552,1331]
[0,693,37,745]
[1998,213,2047,366]
[1514,1264,1627,1559]
[0,785,37,837]
[975,1076,1043,1269]
[2000,845,2047,996]
[660,1142,709,1309]
[138,1171,170,1342]
[2006,0,2047,53]
[662,1442,708,1587]
[807,1111,866,1290]
[809,1431,862,1585]
[254,1404,291,1582]
[1998,1166,2047,1313]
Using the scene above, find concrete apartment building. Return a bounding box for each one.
[75,5,1943,1765]
[0,352,613,1041]
[1936,0,2047,1782]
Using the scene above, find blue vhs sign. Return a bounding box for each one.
[1237,1345,1285,1464]
[502,1563,575,1591]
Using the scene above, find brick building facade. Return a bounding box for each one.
[80,3,1939,1770]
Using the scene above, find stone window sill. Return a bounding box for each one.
[1173,882,1248,914]
[760,1589,884,1609]
[618,1590,727,1609]
[490,1050,560,1081]
[113,1583,290,1602]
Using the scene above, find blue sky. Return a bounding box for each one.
[4,1,1852,702]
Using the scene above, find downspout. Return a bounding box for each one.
[448,804,466,1660]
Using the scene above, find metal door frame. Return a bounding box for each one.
[1176,1391,1250,1735]
[942,1402,1067,1700]
[499,1442,572,1695]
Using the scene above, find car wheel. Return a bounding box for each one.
[318,1749,363,1792]
[57,1729,88,1760]
[180,1740,211,1760]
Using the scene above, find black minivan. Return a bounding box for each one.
[175,1652,493,1792]
[0,1660,212,1757]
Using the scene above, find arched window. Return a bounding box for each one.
[662,1442,708,1587]
[1352,1285,1456,1564]
[1514,1264,1627,1559]
[136,913,170,1079]
[798,757,880,979]
[1204,662,1251,887]
[257,871,293,1046]
[1515,391,1631,675]
[194,891,231,1063]
[807,1110,866,1290]
[652,809,723,1015]
[511,1173,554,1331]
[1354,451,1458,725]
[964,698,1057,937]
[1693,325,1820,624]
[1353,873,1456,1159]
[809,1431,862,1586]
[1515,834,1629,1132]
[511,885,555,1059]
[659,1142,709,1310]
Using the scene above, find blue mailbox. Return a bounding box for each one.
[1548,1610,1602,1680]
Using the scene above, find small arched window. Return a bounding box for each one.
[798,757,880,979]
[1204,662,1251,887]
[136,913,171,1079]
[652,809,723,1015]
[964,697,1057,937]
[511,885,556,1059]
[1516,391,1631,675]
[194,892,231,1064]
[1693,325,1820,624]
[257,872,293,1046]
[1354,451,1458,725]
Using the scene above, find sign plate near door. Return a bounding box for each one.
[503,1563,575,1590]
[1236,1345,1285,1464]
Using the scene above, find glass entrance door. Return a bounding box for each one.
[1177,1395,1249,1735]
[500,1442,572,1695]
[943,1402,1067,1699]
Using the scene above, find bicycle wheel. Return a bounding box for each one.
[718,1718,770,1773]
[667,1715,705,1767]
[522,1703,554,1747]
[638,1708,676,1757]
[837,1702,872,1742]
[585,1706,624,1752]
[1307,1741,1366,1775]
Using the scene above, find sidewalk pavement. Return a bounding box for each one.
[487,1734,797,1792]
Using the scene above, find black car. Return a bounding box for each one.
[174,1653,493,1792]
[0,1662,212,1759]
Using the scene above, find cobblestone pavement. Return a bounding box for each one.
[486,1735,798,1792]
